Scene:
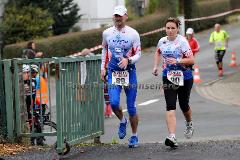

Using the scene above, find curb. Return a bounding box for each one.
[194,72,240,107]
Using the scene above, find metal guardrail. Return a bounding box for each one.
[2,55,104,154]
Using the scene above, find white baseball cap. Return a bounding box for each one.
[186,28,194,34]
[113,5,127,16]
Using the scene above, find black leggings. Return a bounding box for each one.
[162,76,193,112]
[215,50,225,64]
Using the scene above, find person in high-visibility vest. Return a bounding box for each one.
[209,23,229,77]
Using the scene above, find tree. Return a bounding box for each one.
[49,0,81,35]
[15,0,81,35]
[3,4,54,44]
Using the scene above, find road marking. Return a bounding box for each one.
[138,99,160,106]
[121,99,159,113]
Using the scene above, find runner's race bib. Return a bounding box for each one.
[112,71,129,86]
[215,41,223,47]
[167,70,184,86]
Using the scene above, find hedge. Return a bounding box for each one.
[3,0,238,59]
[185,0,230,32]
[3,28,104,58]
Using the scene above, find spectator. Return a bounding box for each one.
[22,41,43,59]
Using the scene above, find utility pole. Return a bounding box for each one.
[137,0,145,16]
[0,0,8,139]
[177,0,185,36]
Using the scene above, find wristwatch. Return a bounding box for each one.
[128,58,132,64]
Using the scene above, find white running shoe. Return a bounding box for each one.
[184,121,194,139]
[165,136,178,148]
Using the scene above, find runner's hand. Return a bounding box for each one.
[118,58,128,69]
[166,57,177,65]
[152,67,159,76]
[101,69,106,82]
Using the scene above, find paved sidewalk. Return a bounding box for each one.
[195,71,240,106]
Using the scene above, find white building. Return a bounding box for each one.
[74,0,125,31]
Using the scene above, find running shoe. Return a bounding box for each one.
[184,121,194,139]
[165,136,178,148]
[218,70,223,77]
[128,136,138,148]
[118,118,128,139]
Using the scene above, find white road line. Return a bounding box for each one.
[116,99,160,114]
[138,99,160,106]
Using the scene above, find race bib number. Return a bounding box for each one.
[167,70,184,86]
[215,41,223,47]
[112,71,129,86]
[115,47,122,53]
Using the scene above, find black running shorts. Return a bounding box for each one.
[162,76,193,112]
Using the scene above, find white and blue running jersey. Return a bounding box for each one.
[101,26,141,71]
[157,34,193,80]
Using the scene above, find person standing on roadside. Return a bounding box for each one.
[209,23,229,77]
[186,28,200,57]
[101,5,141,148]
[152,17,195,148]
[22,41,43,59]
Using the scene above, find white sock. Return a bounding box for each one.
[120,116,126,123]
[132,133,137,137]
[169,133,176,138]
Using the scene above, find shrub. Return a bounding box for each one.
[185,0,230,32]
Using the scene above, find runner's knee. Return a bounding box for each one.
[128,105,137,116]
[179,103,190,113]
[110,97,120,109]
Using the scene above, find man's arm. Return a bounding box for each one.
[224,31,230,48]
[209,32,214,44]
[128,32,141,64]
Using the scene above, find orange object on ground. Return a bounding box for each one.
[229,52,237,67]
[193,65,202,84]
